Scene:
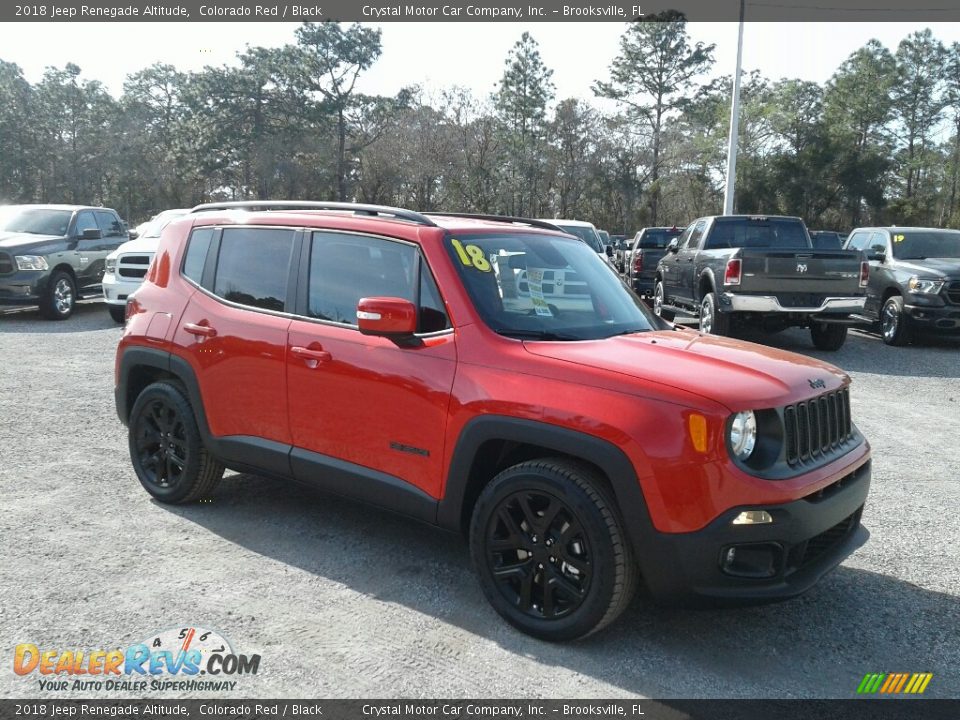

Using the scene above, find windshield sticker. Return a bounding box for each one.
[526,269,554,317]
[894,234,905,242]
[451,238,492,272]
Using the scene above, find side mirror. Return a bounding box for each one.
[604,245,614,257]
[128,230,139,240]
[357,297,417,338]
[667,238,680,254]
[80,228,102,240]
[866,250,886,262]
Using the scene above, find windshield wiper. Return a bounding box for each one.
[604,328,650,338]
[495,329,582,341]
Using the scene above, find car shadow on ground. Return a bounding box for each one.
[0,300,118,333]
[161,474,960,699]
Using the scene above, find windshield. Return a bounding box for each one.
[639,229,682,249]
[140,210,188,238]
[890,230,960,260]
[552,223,604,253]
[446,232,657,341]
[0,209,72,236]
[706,217,810,250]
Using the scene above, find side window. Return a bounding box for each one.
[688,221,707,249]
[308,232,416,325]
[419,264,450,333]
[95,211,124,238]
[74,211,98,236]
[182,228,215,284]
[212,228,295,312]
[847,232,869,251]
[868,232,888,254]
[676,225,695,250]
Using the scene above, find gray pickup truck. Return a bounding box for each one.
[653,215,868,350]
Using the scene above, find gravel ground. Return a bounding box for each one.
[1,300,958,700]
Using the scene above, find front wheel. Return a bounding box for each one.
[653,280,665,317]
[108,305,126,324]
[128,382,224,504]
[40,270,76,320]
[469,459,637,641]
[810,322,848,351]
[881,296,913,346]
[699,292,730,336]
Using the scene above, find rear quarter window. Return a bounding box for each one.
[182,228,215,284]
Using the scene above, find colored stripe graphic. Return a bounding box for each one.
[857,673,933,694]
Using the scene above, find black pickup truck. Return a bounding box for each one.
[627,226,683,298]
[653,215,868,350]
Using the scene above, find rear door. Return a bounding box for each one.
[173,226,298,449]
[286,230,456,500]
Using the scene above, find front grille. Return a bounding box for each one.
[787,506,862,572]
[947,282,960,305]
[783,387,852,466]
[117,253,153,279]
[0,252,13,275]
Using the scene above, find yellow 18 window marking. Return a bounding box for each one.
[451,239,491,272]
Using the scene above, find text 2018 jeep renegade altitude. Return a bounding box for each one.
[115,202,871,641]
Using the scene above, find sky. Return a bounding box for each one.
[2,21,960,102]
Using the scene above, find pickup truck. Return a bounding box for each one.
[653,215,868,350]
[628,226,683,298]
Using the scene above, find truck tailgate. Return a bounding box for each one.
[738,249,864,296]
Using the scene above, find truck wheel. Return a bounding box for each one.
[108,305,126,324]
[699,292,729,336]
[469,459,637,641]
[128,382,224,504]
[881,296,913,346]
[40,270,76,320]
[653,281,665,316]
[810,322,848,351]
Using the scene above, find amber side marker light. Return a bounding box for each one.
[688,414,708,453]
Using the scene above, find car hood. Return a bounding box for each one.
[522,330,849,411]
[108,236,159,259]
[895,257,960,277]
[0,232,64,249]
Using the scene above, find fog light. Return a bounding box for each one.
[732,510,773,525]
[720,542,782,578]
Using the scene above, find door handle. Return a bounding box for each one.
[183,323,217,338]
[291,346,332,364]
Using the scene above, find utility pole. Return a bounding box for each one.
[723,0,746,215]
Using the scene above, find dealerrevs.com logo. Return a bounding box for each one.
[14,626,260,692]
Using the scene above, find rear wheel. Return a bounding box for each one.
[810,322,848,351]
[881,296,913,346]
[469,459,637,641]
[699,292,730,336]
[128,382,224,504]
[40,271,76,320]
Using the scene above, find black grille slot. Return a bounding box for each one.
[787,507,862,572]
[119,267,148,279]
[784,387,853,466]
[947,282,960,305]
[0,252,13,274]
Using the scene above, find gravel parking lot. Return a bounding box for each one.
[1,300,958,700]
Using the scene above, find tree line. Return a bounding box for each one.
[1,15,960,234]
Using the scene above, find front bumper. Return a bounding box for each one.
[0,271,47,305]
[638,459,871,605]
[904,301,960,332]
[101,273,142,306]
[722,293,866,315]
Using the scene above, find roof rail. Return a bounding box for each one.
[424,212,565,232]
[189,201,438,227]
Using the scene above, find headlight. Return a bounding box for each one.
[15,255,48,271]
[105,258,117,274]
[908,276,945,294]
[728,411,757,460]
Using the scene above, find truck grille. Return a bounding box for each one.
[947,282,960,305]
[0,252,13,275]
[117,253,153,279]
[783,387,853,466]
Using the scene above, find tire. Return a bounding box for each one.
[128,381,224,504]
[469,458,638,642]
[108,305,126,324]
[40,270,76,320]
[653,280,665,317]
[699,292,730,336]
[881,296,913,346]
[810,322,848,351]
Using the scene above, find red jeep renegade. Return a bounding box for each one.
[115,202,871,641]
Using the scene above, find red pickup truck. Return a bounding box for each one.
[115,202,871,641]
